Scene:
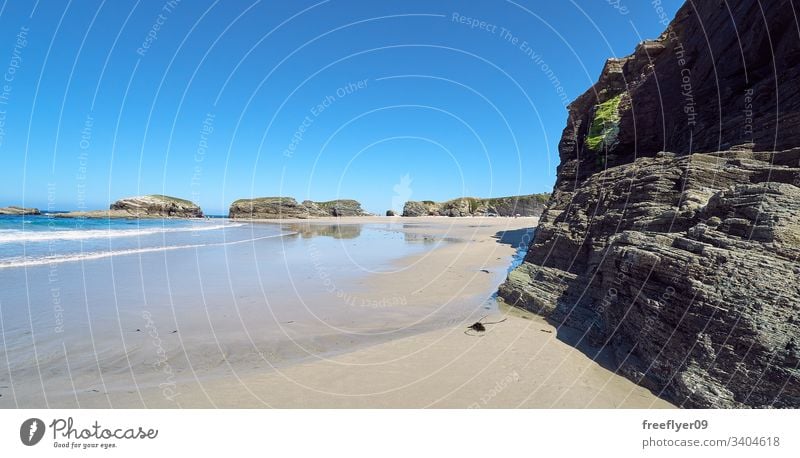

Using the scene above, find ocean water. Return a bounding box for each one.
[0,215,264,269]
[0,215,450,406]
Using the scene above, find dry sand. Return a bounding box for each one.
[102,217,673,408]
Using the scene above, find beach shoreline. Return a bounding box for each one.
[6,216,674,408]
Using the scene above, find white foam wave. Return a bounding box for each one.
[0,232,295,269]
[0,223,245,243]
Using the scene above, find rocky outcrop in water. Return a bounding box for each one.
[0,206,41,215]
[57,195,203,218]
[110,195,203,217]
[498,0,800,408]
[402,194,549,217]
[228,197,371,219]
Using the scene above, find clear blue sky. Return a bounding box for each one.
[0,0,682,215]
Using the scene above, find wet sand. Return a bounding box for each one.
[37,217,672,408]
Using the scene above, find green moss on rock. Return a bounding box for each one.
[586,94,622,151]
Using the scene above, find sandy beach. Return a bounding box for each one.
[150,311,675,408]
[19,216,672,408]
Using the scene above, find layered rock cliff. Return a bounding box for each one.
[228,197,371,219]
[57,195,203,218]
[499,0,800,408]
[402,194,549,217]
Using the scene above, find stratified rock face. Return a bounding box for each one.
[229,197,320,219]
[402,200,443,217]
[109,195,203,218]
[228,197,371,219]
[402,194,549,217]
[499,0,800,408]
[315,199,372,217]
[0,206,41,215]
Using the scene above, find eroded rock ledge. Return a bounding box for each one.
[228,197,372,219]
[402,194,549,217]
[498,0,800,408]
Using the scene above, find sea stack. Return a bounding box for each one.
[0,206,41,215]
[229,197,372,219]
[110,195,203,218]
[498,0,800,408]
[57,195,203,218]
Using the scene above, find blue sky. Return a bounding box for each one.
[0,0,682,215]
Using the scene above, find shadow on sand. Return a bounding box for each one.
[491,227,535,247]
[492,229,665,400]
[497,296,654,393]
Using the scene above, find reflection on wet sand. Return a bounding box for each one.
[402,232,442,244]
[282,223,362,239]
[279,222,464,244]
[402,231,465,244]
